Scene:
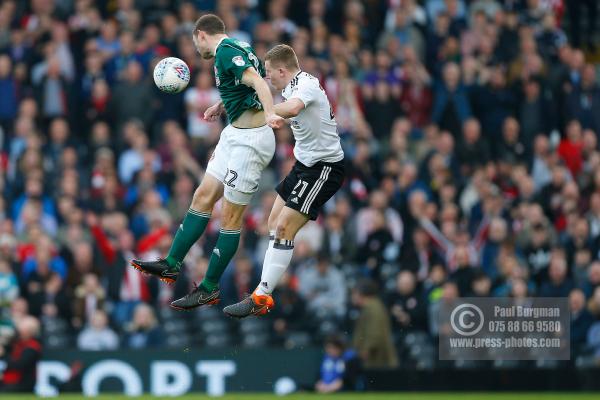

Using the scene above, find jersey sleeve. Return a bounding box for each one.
[289,78,319,107]
[218,46,254,82]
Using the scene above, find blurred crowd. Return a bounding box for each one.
[1,0,600,376]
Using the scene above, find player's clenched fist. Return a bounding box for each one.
[266,113,285,129]
[204,102,223,121]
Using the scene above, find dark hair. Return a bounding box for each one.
[317,252,330,263]
[194,14,226,35]
[355,278,378,297]
[472,270,490,282]
[265,44,300,70]
[324,335,346,350]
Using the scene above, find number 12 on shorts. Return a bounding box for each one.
[224,169,238,188]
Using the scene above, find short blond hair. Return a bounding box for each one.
[265,44,300,70]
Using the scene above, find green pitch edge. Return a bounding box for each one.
[1,393,599,400]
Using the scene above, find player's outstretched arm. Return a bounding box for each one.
[274,98,305,119]
[241,67,284,129]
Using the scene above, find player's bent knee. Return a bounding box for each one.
[275,223,287,240]
[275,219,296,241]
[267,197,286,233]
[274,208,309,240]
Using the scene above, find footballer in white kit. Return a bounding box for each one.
[224,44,345,318]
[275,71,345,218]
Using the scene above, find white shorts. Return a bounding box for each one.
[206,124,276,205]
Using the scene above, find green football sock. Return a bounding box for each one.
[166,208,211,270]
[200,229,241,291]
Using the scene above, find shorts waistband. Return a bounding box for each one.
[228,124,269,131]
[296,158,345,169]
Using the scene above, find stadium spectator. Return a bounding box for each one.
[429,280,459,337]
[455,119,491,176]
[27,271,71,323]
[540,254,575,297]
[530,135,555,192]
[0,316,41,393]
[387,270,428,332]
[109,61,153,129]
[321,212,356,265]
[184,70,221,143]
[77,310,119,351]
[117,121,154,184]
[358,210,397,281]
[84,213,150,323]
[586,320,600,362]
[470,271,492,297]
[399,47,432,128]
[589,285,600,318]
[0,54,17,134]
[570,288,595,355]
[519,78,555,143]
[123,303,163,349]
[356,190,403,246]
[351,279,398,369]
[315,335,362,393]
[474,65,517,141]
[0,259,18,307]
[72,273,106,329]
[495,117,528,164]
[298,254,347,320]
[363,81,401,140]
[431,62,472,138]
[31,56,71,122]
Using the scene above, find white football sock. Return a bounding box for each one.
[256,238,294,296]
[259,231,276,283]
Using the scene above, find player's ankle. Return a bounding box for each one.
[200,280,218,292]
[254,287,270,297]
[165,256,181,271]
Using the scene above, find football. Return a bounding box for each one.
[153,57,190,93]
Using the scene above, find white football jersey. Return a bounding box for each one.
[281,71,344,167]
